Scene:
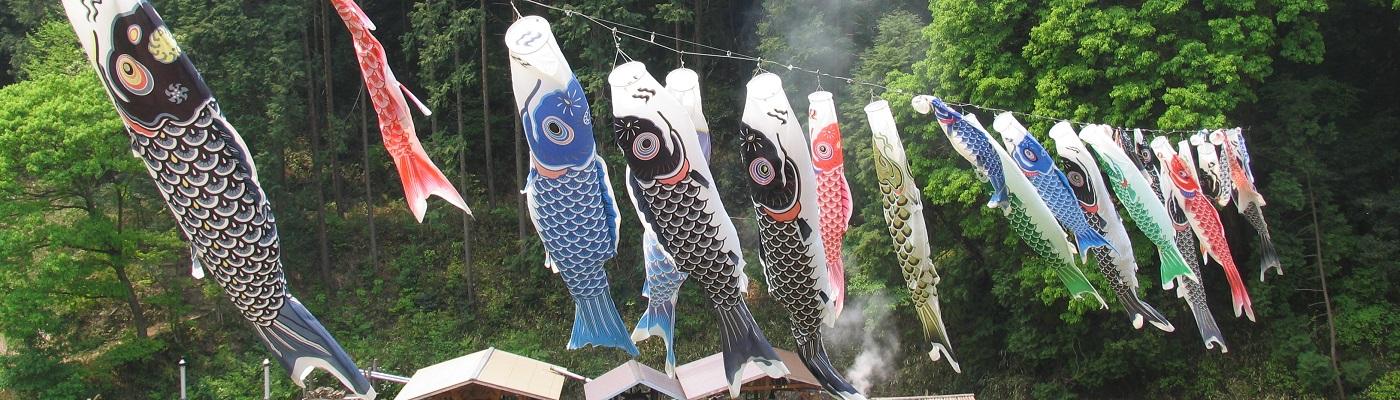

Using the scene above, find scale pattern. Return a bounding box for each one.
[929,99,1006,206]
[815,166,851,310]
[1215,142,1234,207]
[1167,198,1227,351]
[1096,157,1194,284]
[755,212,824,342]
[871,142,957,369]
[642,232,686,305]
[528,157,616,299]
[133,101,285,324]
[875,154,939,319]
[1181,189,1255,320]
[1003,195,1098,299]
[1027,172,1108,251]
[639,175,742,306]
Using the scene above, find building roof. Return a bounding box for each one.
[673,348,821,399]
[584,360,686,400]
[393,347,567,400]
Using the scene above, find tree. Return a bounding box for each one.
[0,24,181,397]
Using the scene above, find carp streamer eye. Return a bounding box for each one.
[815,142,833,160]
[116,54,154,96]
[1022,148,1038,162]
[750,158,775,185]
[542,116,574,145]
[633,132,659,160]
[1068,171,1085,187]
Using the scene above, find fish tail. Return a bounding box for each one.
[1176,279,1229,353]
[1116,287,1174,332]
[568,291,639,356]
[988,180,1009,208]
[829,256,846,321]
[1258,232,1282,282]
[796,338,867,400]
[913,295,961,373]
[1247,204,1283,281]
[1049,259,1108,309]
[1218,255,1256,322]
[630,297,678,375]
[716,302,788,397]
[1073,229,1114,262]
[392,145,470,222]
[255,296,376,400]
[1158,246,1197,289]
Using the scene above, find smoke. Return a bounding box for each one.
[825,292,899,394]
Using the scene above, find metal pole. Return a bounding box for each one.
[178,358,187,400]
[262,358,271,400]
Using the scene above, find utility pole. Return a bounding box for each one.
[263,358,271,400]
[178,358,187,400]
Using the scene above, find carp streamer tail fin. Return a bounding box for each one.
[255,296,376,400]
[393,145,470,222]
[797,338,867,400]
[988,184,1009,209]
[1049,259,1108,309]
[631,296,678,375]
[1176,279,1229,353]
[913,295,961,373]
[1118,288,1174,332]
[1073,229,1115,263]
[1248,204,1282,281]
[1218,256,1257,322]
[716,302,788,398]
[1158,246,1198,289]
[568,291,639,356]
[1258,231,1282,282]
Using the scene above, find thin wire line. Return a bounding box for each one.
[514,0,1241,135]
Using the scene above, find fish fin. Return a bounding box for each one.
[1158,247,1197,289]
[1117,288,1174,332]
[594,156,622,257]
[1218,256,1256,322]
[1073,229,1114,263]
[1247,203,1283,281]
[796,339,867,400]
[543,255,558,273]
[1051,258,1108,309]
[716,302,787,397]
[1178,278,1229,353]
[568,291,639,356]
[988,184,1008,209]
[392,144,469,222]
[398,82,432,116]
[631,296,679,376]
[913,294,960,372]
[689,169,711,188]
[255,296,375,399]
[1259,231,1282,282]
[191,251,204,279]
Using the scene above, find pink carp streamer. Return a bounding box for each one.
[331,0,469,222]
[808,91,852,318]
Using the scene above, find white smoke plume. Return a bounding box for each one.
[825,292,899,394]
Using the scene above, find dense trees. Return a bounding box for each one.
[0,1,1395,399]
